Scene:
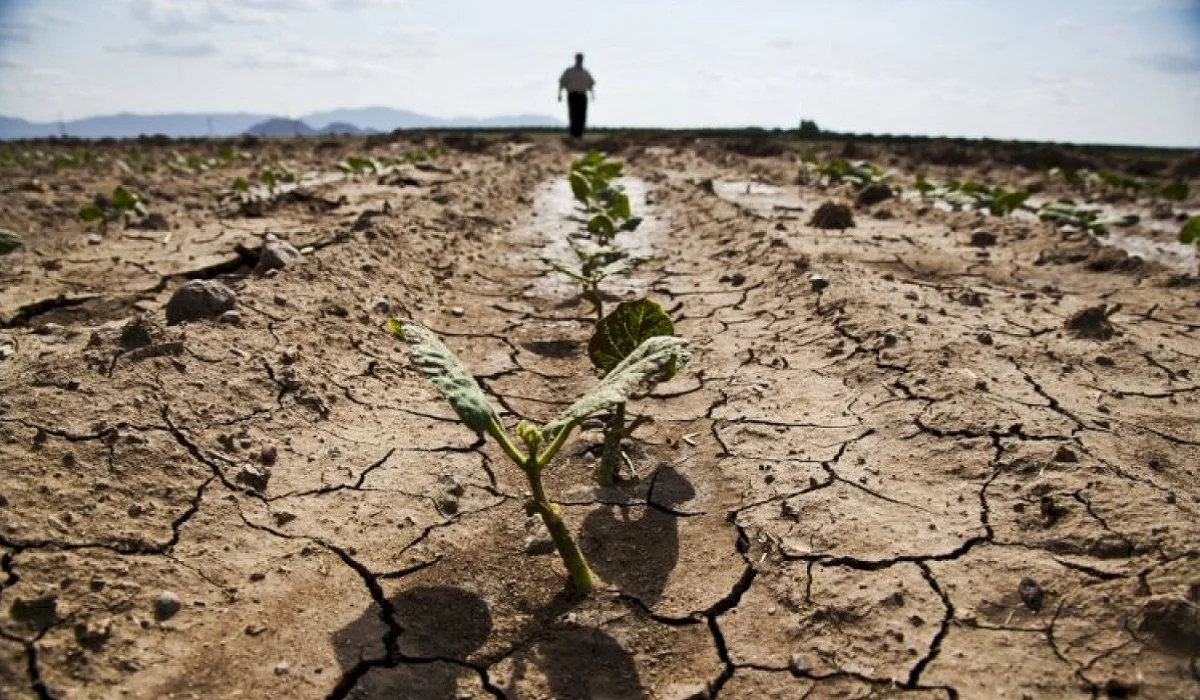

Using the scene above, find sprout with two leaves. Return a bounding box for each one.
[386,319,690,594]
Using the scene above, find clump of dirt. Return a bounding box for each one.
[1064,304,1117,340]
[809,201,855,229]
[855,183,893,208]
[165,279,237,325]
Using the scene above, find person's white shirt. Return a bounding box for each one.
[559,66,595,94]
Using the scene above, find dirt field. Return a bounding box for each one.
[1,133,1197,700]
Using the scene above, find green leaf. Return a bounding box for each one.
[111,186,139,211]
[587,213,615,237]
[1180,217,1200,245]
[386,320,502,435]
[588,298,675,374]
[542,258,588,282]
[0,229,23,255]
[543,335,690,442]
[569,171,591,203]
[609,190,632,220]
[78,205,105,222]
[595,161,623,181]
[231,177,251,193]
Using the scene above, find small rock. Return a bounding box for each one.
[256,235,301,274]
[85,233,103,245]
[1053,446,1078,463]
[450,306,465,317]
[65,378,81,391]
[245,623,269,636]
[218,310,242,325]
[438,474,465,497]
[720,271,746,286]
[272,510,296,526]
[249,571,266,582]
[153,591,182,621]
[977,332,993,346]
[809,274,829,292]
[280,347,300,365]
[273,293,290,306]
[1018,577,1045,611]
[372,298,390,314]
[788,653,806,674]
[236,463,271,492]
[1095,356,1114,367]
[915,313,928,324]
[970,230,998,247]
[522,517,555,555]
[855,182,893,208]
[260,444,278,465]
[436,496,459,515]
[165,280,237,325]
[274,661,290,676]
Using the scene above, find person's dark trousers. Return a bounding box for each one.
[567,91,588,138]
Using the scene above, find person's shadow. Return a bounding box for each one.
[579,466,695,606]
[332,586,645,699]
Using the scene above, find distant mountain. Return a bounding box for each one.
[245,118,315,137]
[0,106,562,140]
[302,106,561,131]
[316,121,370,136]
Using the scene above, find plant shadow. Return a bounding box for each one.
[579,466,695,606]
[332,586,646,699]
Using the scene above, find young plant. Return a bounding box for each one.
[543,238,647,320]
[78,186,148,233]
[587,299,676,486]
[569,151,641,244]
[0,229,23,256]
[337,155,386,176]
[385,320,690,594]
[1180,217,1200,269]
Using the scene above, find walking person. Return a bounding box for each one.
[558,53,595,139]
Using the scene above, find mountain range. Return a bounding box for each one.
[0,107,563,140]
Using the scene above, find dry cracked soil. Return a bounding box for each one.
[1,133,1198,700]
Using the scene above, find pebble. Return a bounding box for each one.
[85,233,103,245]
[372,298,390,314]
[450,306,465,317]
[1018,578,1045,611]
[218,310,242,325]
[273,661,290,676]
[274,293,290,306]
[256,235,301,274]
[970,230,998,247]
[260,444,278,465]
[809,274,829,292]
[153,591,182,621]
[165,280,237,326]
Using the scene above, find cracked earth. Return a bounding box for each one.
[1,134,1198,699]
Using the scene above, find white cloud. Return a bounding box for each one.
[229,44,392,76]
[128,0,407,33]
[107,39,218,58]
[128,0,270,33]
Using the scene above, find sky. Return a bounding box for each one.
[0,0,1198,146]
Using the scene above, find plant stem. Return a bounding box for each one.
[596,401,624,486]
[526,458,594,594]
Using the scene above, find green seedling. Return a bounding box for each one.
[1180,216,1200,256]
[543,238,647,320]
[569,151,640,244]
[0,229,23,255]
[587,299,676,486]
[337,155,386,176]
[78,186,148,232]
[386,320,690,594]
[800,156,889,190]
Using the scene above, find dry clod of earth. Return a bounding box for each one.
[1065,303,1118,340]
[0,134,1198,700]
[855,182,894,208]
[970,229,998,247]
[256,233,301,274]
[809,200,855,229]
[164,279,237,325]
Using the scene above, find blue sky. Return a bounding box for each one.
[0,0,1198,146]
